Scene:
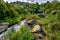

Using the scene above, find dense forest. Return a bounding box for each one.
[0,0,60,40]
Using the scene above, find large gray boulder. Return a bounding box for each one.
[1,22,9,26]
[0,22,9,33]
[27,19,36,25]
[32,25,41,32]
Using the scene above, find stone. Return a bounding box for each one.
[37,13,46,18]
[0,22,9,29]
[32,25,41,32]
[51,10,57,15]
[27,19,36,25]
[1,22,9,26]
[33,33,48,40]
[33,33,43,40]
[0,22,9,33]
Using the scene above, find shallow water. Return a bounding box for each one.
[0,19,26,40]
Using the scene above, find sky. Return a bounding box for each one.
[3,0,55,4]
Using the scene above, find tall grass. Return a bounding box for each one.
[9,26,34,40]
[0,14,25,24]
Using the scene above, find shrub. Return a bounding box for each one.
[26,14,40,21]
[56,10,60,21]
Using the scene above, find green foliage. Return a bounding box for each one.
[9,26,34,40]
[40,0,60,14]
[4,14,25,25]
[9,6,19,18]
[13,4,26,14]
[0,1,19,20]
[56,10,60,21]
[0,1,60,40]
[43,23,60,40]
[26,14,40,20]
[25,3,40,14]
[0,1,7,19]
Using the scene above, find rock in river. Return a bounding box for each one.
[0,22,9,33]
[27,19,36,25]
[32,25,41,32]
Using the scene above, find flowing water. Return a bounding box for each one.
[0,19,26,40]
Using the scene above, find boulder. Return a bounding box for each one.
[27,19,36,25]
[33,33,43,40]
[1,22,9,26]
[33,33,48,40]
[0,22,9,33]
[0,22,9,29]
[37,13,46,18]
[32,25,41,32]
[51,10,57,15]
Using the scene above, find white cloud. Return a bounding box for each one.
[58,0,60,1]
[3,0,54,3]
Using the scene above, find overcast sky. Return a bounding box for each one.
[3,0,55,4]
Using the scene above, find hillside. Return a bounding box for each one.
[0,0,60,40]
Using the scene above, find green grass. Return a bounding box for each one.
[8,26,34,40]
[41,14,60,40]
[0,14,25,25]
[26,14,60,40]
[2,13,60,40]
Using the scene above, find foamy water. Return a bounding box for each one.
[0,19,26,40]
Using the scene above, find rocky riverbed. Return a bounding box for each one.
[27,19,48,40]
[0,19,26,40]
[0,19,48,40]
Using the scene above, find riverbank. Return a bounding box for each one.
[0,19,26,40]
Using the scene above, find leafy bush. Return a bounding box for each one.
[26,14,40,21]
[4,14,25,25]
[9,26,34,40]
[56,10,60,21]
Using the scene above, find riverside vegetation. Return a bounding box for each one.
[0,0,60,40]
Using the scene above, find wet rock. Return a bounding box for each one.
[0,22,9,33]
[27,19,36,25]
[0,19,26,40]
[1,22,9,26]
[32,25,41,32]
[37,13,46,18]
[33,33,43,40]
[51,10,57,15]
[33,33,48,40]
[31,24,48,40]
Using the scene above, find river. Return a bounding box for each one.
[0,19,26,40]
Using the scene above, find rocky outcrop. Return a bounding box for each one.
[34,33,43,40]
[37,13,46,18]
[32,25,41,33]
[27,19,36,25]
[27,19,36,31]
[0,19,26,40]
[28,24,47,40]
[0,22,9,33]
[51,10,57,15]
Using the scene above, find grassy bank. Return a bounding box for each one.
[0,14,25,25]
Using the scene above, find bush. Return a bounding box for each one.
[26,14,34,20]
[56,10,60,21]
[9,26,34,40]
[26,14,40,21]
